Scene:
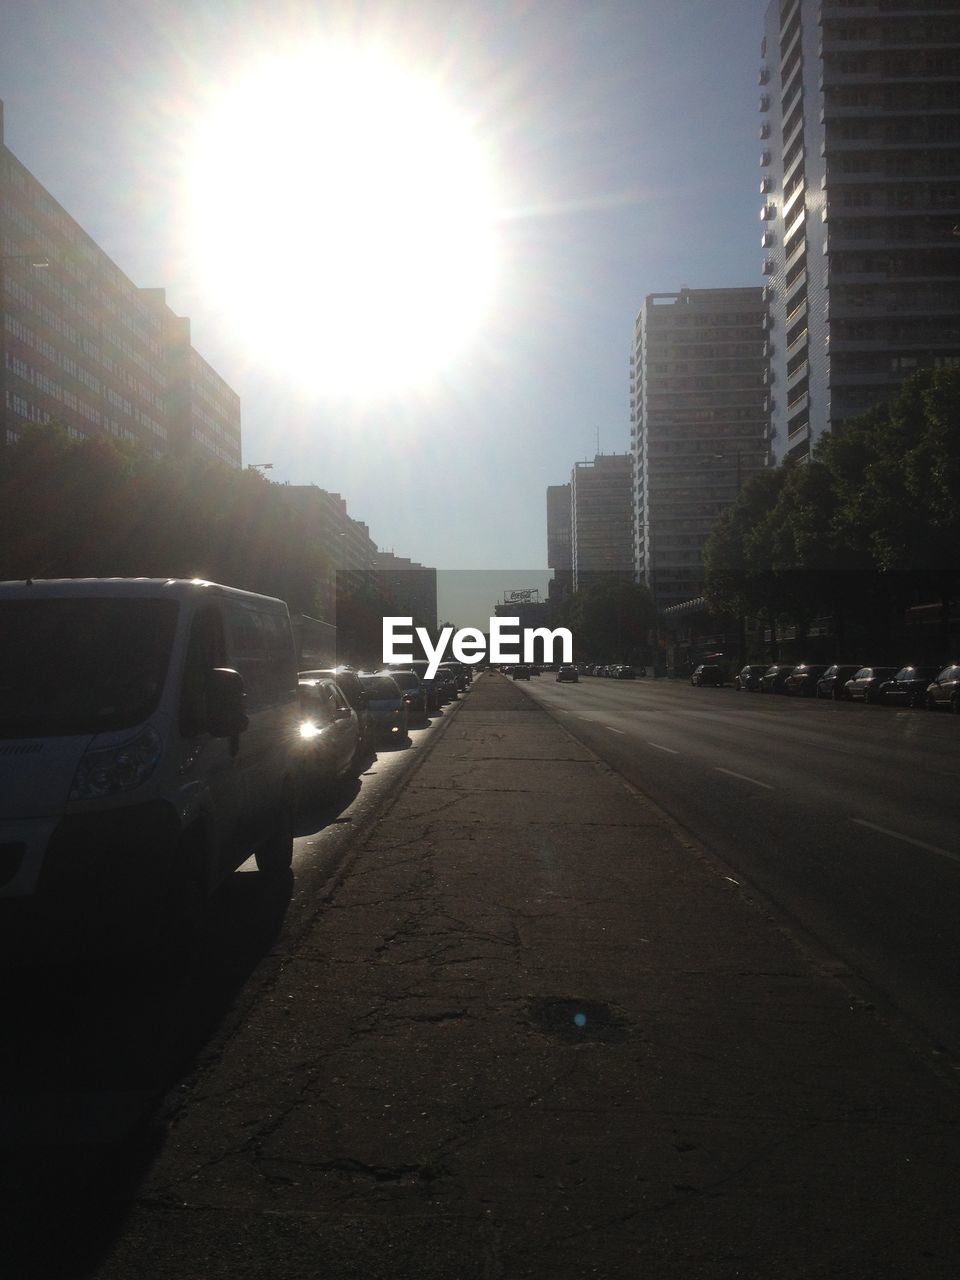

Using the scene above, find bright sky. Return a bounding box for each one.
[1,0,769,598]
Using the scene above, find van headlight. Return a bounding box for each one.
[69,727,163,801]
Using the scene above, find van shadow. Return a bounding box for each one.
[0,863,296,1278]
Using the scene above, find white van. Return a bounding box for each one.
[0,578,301,955]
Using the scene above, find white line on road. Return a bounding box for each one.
[849,818,960,866]
[606,726,626,735]
[647,742,679,755]
[578,716,594,722]
[715,767,774,790]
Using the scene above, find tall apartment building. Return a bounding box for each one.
[631,288,768,611]
[760,0,960,463]
[1,101,240,463]
[281,485,379,620]
[570,453,634,593]
[372,551,438,633]
[546,482,573,604]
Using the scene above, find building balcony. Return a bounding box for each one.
[760,121,772,140]
[786,327,808,359]
[786,358,808,388]
[786,388,809,416]
[759,65,770,85]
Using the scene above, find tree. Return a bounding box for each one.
[558,578,656,663]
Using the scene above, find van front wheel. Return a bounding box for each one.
[255,793,295,876]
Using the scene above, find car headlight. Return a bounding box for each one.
[70,727,163,801]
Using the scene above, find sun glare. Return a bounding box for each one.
[181,45,499,396]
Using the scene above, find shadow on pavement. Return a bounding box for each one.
[0,862,297,1278]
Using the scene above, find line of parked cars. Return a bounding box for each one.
[297,659,472,782]
[0,576,476,963]
[583,664,646,679]
[714,661,960,712]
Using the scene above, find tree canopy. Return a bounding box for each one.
[0,424,328,613]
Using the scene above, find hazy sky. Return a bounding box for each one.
[1,0,769,587]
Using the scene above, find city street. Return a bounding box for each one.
[523,674,960,1059]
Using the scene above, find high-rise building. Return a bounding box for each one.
[760,0,960,463]
[372,551,438,633]
[546,483,573,604]
[570,453,633,593]
[0,101,240,463]
[281,485,379,620]
[631,288,768,611]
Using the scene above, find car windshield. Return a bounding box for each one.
[361,676,400,699]
[388,671,420,690]
[0,597,179,737]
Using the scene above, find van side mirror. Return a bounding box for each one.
[207,668,248,739]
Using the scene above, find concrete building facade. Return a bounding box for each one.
[372,551,439,634]
[631,288,768,611]
[0,101,240,464]
[760,0,960,463]
[546,482,573,604]
[570,453,634,593]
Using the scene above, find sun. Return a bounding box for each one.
[181,44,500,395]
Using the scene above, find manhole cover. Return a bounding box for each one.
[527,997,627,1043]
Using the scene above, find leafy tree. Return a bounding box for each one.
[558,578,656,663]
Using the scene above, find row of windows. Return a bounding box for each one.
[829,185,960,210]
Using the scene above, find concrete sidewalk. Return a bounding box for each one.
[99,675,960,1278]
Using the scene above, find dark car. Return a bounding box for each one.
[759,664,792,694]
[389,660,439,713]
[783,664,829,697]
[691,664,724,687]
[512,665,531,680]
[433,666,458,703]
[816,664,862,700]
[296,678,361,789]
[383,668,428,726]
[734,664,767,691]
[358,673,409,742]
[437,661,468,692]
[556,664,579,683]
[300,667,374,754]
[925,663,960,714]
[844,666,898,704]
[614,665,636,679]
[878,665,940,708]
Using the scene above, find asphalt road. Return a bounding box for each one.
[521,672,960,1059]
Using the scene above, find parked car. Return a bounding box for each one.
[434,667,458,704]
[734,664,767,692]
[358,673,409,742]
[556,664,579,683]
[816,664,862,700]
[300,667,374,755]
[925,664,960,713]
[512,665,531,680]
[877,665,941,708]
[759,664,792,694]
[783,664,830,697]
[0,577,302,958]
[614,665,636,679]
[296,677,361,789]
[437,661,469,691]
[389,660,439,713]
[843,666,898,703]
[383,668,428,726]
[691,664,725,687]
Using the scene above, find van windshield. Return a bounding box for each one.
[0,598,179,737]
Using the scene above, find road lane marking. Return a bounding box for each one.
[606,726,626,735]
[578,716,594,722]
[715,767,774,790]
[647,742,679,755]
[849,818,960,866]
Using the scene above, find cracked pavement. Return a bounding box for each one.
[96,675,960,1279]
